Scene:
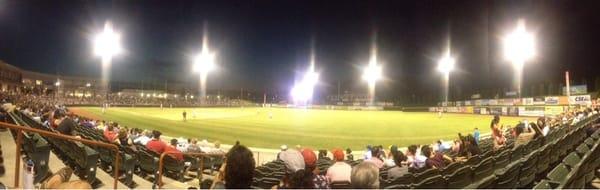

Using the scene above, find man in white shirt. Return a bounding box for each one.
[133,130,151,145]
[327,149,352,182]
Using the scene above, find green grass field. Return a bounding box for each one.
[74,107,527,150]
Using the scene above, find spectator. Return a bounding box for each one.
[103,123,118,142]
[56,113,78,137]
[212,144,255,189]
[146,130,167,154]
[384,145,398,167]
[164,139,183,161]
[365,146,384,168]
[301,148,329,188]
[537,117,549,137]
[387,151,409,181]
[187,139,202,153]
[279,149,306,188]
[40,167,92,189]
[363,145,373,160]
[407,145,426,169]
[326,149,352,183]
[473,128,480,145]
[514,123,535,147]
[133,130,151,145]
[491,115,506,150]
[115,129,133,146]
[277,145,288,160]
[422,145,452,169]
[345,148,354,161]
[350,162,379,189]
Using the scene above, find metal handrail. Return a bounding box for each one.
[0,121,121,189]
[156,152,225,188]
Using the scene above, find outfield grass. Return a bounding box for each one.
[74,107,527,150]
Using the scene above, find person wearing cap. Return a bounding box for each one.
[300,148,329,189]
[326,149,352,183]
[279,149,306,188]
[277,145,288,160]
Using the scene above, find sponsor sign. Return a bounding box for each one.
[480,107,489,115]
[505,91,518,97]
[465,106,474,114]
[465,100,472,106]
[471,94,481,99]
[569,95,592,105]
[475,100,482,106]
[522,98,534,105]
[507,107,519,116]
[473,107,481,114]
[481,99,490,106]
[545,96,560,105]
[489,99,498,106]
[456,101,463,107]
[533,97,545,105]
[490,107,503,115]
[559,96,569,105]
[562,85,588,95]
[519,106,545,117]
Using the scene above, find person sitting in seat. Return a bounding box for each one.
[326,149,352,183]
[365,146,384,169]
[103,123,118,142]
[133,130,151,145]
[350,162,379,189]
[422,145,452,169]
[301,148,330,188]
[345,148,354,161]
[211,144,255,189]
[280,149,306,189]
[514,123,536,147]
[387,151,410,181]
[146,130,167,154]
[164,138,183,161]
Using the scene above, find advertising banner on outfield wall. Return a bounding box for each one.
[522,98,534,105]
[545,106,564,116]
[569,95,592,105]
[465,100,472,106]
[466,106,474,114]
[490,107,503,115]
[559,96,569,105]
[489,99,498,106]
[473,107,481,114]
[481,99,490,106]
[480,107,489,115]
[545,96,560,105]
[519,106,545,117]
[533,97,545,105]
[508,107,519,116]
[475,100,482,106]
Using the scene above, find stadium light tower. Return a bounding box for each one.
[437,49,455,106]
[93,21,122,102]
[503,19,535,98]
[362,44,382,105]
[291,48,319,106]
[193,25,216,104]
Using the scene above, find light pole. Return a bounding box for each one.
[362,45,382,105]
[192,26,216,105]
[54,80,61,100]
[93,21,122,103]
[503,19,535,98]
[437,51,455,106]
[290,48,319,107]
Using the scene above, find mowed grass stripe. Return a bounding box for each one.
[78,107,526,149]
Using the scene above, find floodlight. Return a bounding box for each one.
[55,81,60,86]
[94,22,122,61]
[362,63,382,84]
[192,50,216,74]
[503,20,535,65]
[437,54,455,74]
[86,83,91,87]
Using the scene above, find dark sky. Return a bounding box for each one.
[0,0,599,100]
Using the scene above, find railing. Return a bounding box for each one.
[156,152,225,188]
[0,121,122,189]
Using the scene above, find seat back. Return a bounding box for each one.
[518,151,538,187]
[445,166,473,188]
[546,163,570,182]
[412,175,446,189]
[494,162,521,189]
[414,168,440,180]
[330,181,352,189]
[493,149,510,170]
[441,162,463,176]
[472,157,494,182]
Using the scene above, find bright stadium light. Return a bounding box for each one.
[193,24,216,104]
[362,44,382,105]
[503,19,535,98]
[86,83,91,87]
[438,50,455,105]
[93,21,122,103]
[291,54,319,106]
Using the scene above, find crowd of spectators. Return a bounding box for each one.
[2,92,599,189]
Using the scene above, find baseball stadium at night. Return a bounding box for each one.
[0,0,599,189]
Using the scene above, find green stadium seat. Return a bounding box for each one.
[330,181,351,189]
[517,151,538,188]
[463,156,480,167]
[472,157,494,182]
[510,145,524,163]
[493,149,510,171]
[444,165,472,188]
[412,175,446,189]
[535,145,551,175]
[575,143,590,156]
[414,168,440,180]
[562,152,580,168]
[533,179,559,189]
[384,174,412,189]
[493,162,521,189]
[546,163,570,182]
[584,138,595,147]
[441,162,463,176]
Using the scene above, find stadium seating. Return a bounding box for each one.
[444,165,472,188]
[6,112,51,184]
[412,175,446,189]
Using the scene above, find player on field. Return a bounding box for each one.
[182,110,187,122]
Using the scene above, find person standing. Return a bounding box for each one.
[182,110,187,122]
[473,128,480,145]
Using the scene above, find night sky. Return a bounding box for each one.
[0,0,599,102]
